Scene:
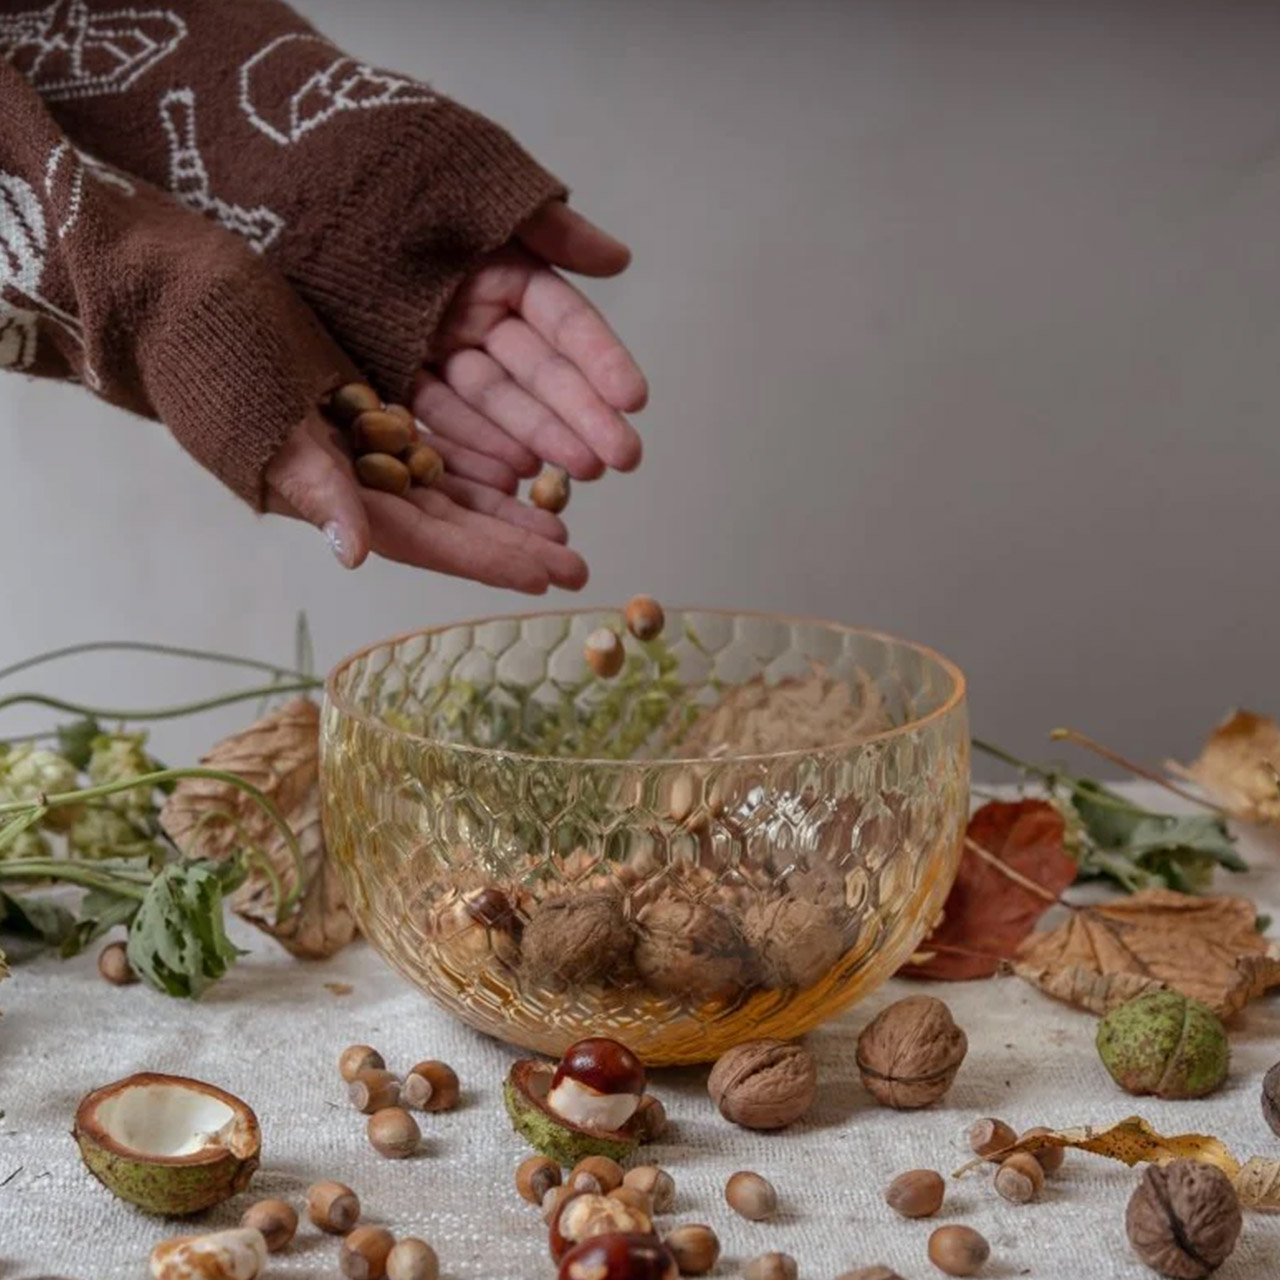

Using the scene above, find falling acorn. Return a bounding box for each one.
[74,1073,261,1215]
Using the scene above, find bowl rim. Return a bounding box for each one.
[322,607,967,767]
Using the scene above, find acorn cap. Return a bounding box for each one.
[74,1073,260,1215]
[504,1059,642,1165]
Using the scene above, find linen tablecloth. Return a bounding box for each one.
[2,783,1278,1279]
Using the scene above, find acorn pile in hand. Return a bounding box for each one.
[324,382,444,496]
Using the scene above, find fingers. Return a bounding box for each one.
[412,370,540,477]
[417,429,519,494]
[362,490,551,594]
[440,347,606,480]
[264,416,370,568]
[520,266,649,418]
[483,316,641,473]
[433,472,569,543]
[409,486,588,591]
[517,201,632,277]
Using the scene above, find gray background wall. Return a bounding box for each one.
[2,0,1277,772]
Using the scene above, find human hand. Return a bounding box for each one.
[413,201,648,484]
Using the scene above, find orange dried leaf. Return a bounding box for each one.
[1168,709,1280,826]
[899,800,1077,980]
[1014,888,1280,1018]
[952,1116,1280,1211]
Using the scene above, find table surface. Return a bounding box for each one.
[2,783,1279,1280]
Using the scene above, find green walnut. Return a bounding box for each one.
[1096,990,1229,1099]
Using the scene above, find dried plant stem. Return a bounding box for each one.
[1050,727,1229,816]
[964,837,1064,906]
[0,680,320,724]
[0,640,313,685]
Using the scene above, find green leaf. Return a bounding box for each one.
[61,888,141,958]
[125,861,246,999]
[1123,813,1246,872]
[56,717,101,771]
[1070,779,1145,847]
[0,890,77,945]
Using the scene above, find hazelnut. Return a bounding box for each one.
[549,1038,646,1131]
[1019,1126,1065,1174]
[531,466,570,513]
[367,1106,421,1159]
[1097,990,1229,1099]
[994,1152,1045,1204]
[98,940,137,985]
[383,402,415,428]
[855,996,967,1109]
[1126,1160,1242,1279]
[1263,1061,1280,1138]
[306,1180,360,1234]
[342,1225,396,1280]
[967,1117,1017,1162]
[571,1155,625,1193]
[403,1060,459,1112]
[725,1170,778,1221]
[631,1094,668,1142]
[585,627,625,678]
[836,1269,905,1280]
[624,595,666,641]
[543,1184,578,1224]
[356,452,412,495]
[240,1198,298,1252]
[550,1191,653,1261]
[349,1068,401,1114]
[386,1238,439,1280]
[707,1039,817,1130]
[634,894,751,1002]
[742,898,845,990]
[517,1155,562,1205]
[624,1165,675,1213]
[339,1044,385,1082]
[664,1224,720,1276]
[522,891,633,990]
[885,1168,944,1219]
[609,1184,655,1215]
[404,442,444,487]
[927,1225,990,1277]
[328,382,382,424]
[354,409,413,455]
[558,1233,679,1280]
[745,1254,798,1280]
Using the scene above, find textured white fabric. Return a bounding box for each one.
[1,783,1278,1279]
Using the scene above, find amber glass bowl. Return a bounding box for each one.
[321,609,968,1066]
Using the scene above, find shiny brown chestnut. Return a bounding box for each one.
[465,888,521,936]
[549,1038,647,1132]
[557,1232,679,1280]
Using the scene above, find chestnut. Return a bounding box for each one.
[558,1232,679,1280]
[550,1192,652,1262]
[549,1038,646,1133]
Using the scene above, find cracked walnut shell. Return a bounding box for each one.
[855,996,967,1109]
[742,898,845,990]
[707,1040,817,1130]
[521,892,633,990]
[1126,1161,1241,1279]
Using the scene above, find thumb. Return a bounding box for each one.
[264,416,371,569]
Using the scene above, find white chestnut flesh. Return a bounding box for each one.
[548,1037,646,1132]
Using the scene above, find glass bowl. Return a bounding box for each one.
[321,609,968,1066]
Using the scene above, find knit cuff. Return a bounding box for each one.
[290,101,567,404]
[145,259,355,509]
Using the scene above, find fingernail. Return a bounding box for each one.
[323,520,356,569]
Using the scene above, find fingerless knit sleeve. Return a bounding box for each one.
[8,0,567,404]
[0,59,357,506]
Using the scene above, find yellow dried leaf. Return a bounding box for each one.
[159,699,356,960]
[954,1116,1280,1211]
[1014,888,1280,1018]
[1168,709,1280,825]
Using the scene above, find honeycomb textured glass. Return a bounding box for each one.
[321,609,968,1066]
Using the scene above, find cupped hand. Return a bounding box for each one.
[414,201,648,481]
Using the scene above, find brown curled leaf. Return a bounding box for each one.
[1168,709,1280,826]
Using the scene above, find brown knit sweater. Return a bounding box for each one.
[0,0,565,505]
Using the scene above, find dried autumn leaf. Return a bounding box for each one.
[159,699,356,960]
[1014,888,1280,1018]
[953,1116,1280,1212]
[898,800,1077,980]
[1168,709,1280,826]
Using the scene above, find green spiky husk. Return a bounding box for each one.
[503,1063,638,1166]
[1096,990,1229,1100]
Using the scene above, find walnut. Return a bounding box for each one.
[1125,1161,1242,1279]
[430,886,521,974]
[707,1039,817,1130]
[520,891,633,990]
[633,893,752,1002]
[855,996,967,1109]
[743,898,845,990]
